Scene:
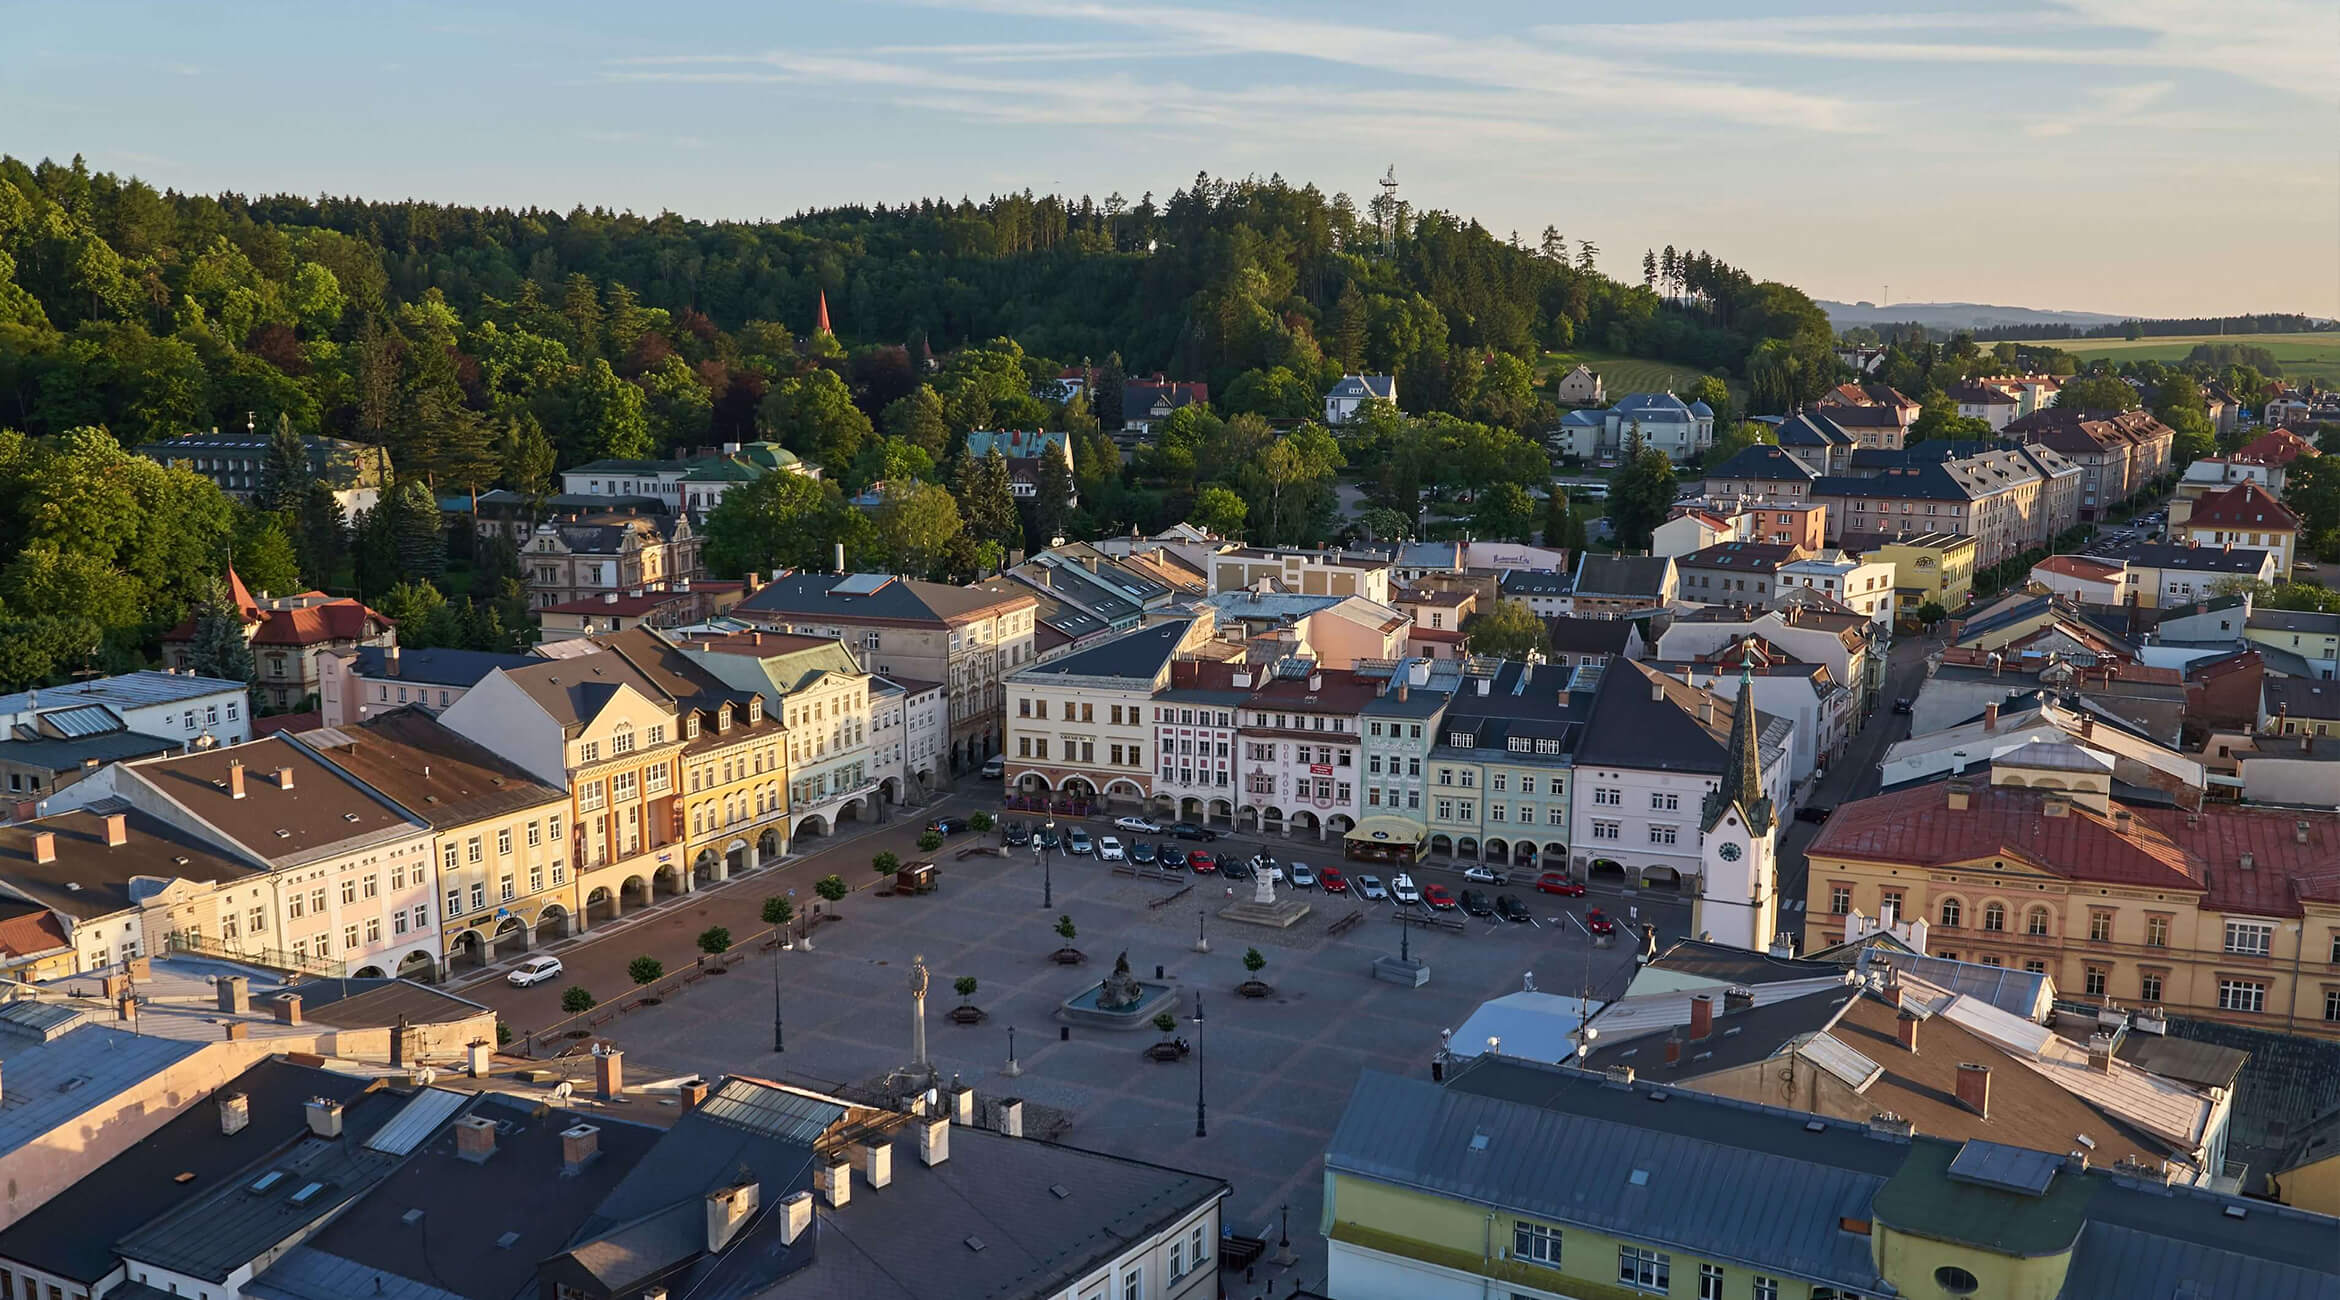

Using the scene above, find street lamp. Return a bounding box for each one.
[1192,990,1207,1138]
[1037,816,1056,909]
[772,917,786,1054]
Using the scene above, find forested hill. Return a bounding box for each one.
[0,156,1835,454]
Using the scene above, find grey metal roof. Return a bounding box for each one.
[351,646,540,687]
[2100,542,2274,573]
[2065,1217,2340,1300]
[696,1078,847,1145]
[245,1246,468,1300]
[0,670,247,718]
[1705,443,1818,482]
[1009,619,1191,683]
[363,1087,471,1156]
[1863,952,2051,1020]
[0,729,180,773]
[1572,553,1672,598]
[0,1021,203,1159]
[35,704,125,738]
[1333,1066,1893,1290]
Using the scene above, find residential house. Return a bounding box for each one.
[1815,381,1921,447]
[1650,506,1738,560]
[872,675,946,800]
[2174,482,2301,574]
[160,572,395,713]
[437,655,689,927]
[538,581,728,642]
[2102,540,2278,609]
[1776,549,1896,624]
[966,428,1078,504]
[1390,539,1574,581]
[1651,637,1854,782]
[1237,661,1385,841]
[63,737,441,980]
[517,511,701,610]
[1569,553,1676,616]
[1497,567,1574,617]
[0,671,254,804]
[2186,646,2267,731]
[1882,701,2203,805]
[1208,546,1395,603]
[1673,541,1808,606]
[1004,619,1212,809]
[1811,448,2051,568]
[1950,591,2141,663]
[1395,587,1474,660]
[559,442,814,518]
[1355,659,1457,855]
[2178,454,2291,506]
[1004,547,1172,631]
[137,430,389,515]
[1422,658,1590,872]
[1551,392,1715,463]
[1120,375,1209,438]
[1324,373,1396,424]
[2220,732,2340,807]
[1553,362,1604,406]
[1700,443,1819,502]
[0,806,259,979]
[1658,603,1884,713]
[1947,380,2023,430]
[2004,407,2177,520]
[1908,649,2187,750]
[732,572,1038,772]
[2237,425,2321,467]
[2030,554,2134,606]
[674,630,881,842]
[1774,410,1860,476]
[317,644,540,727]
[1804,765,2340,1040]
[294,708,579,972]
[2262,677,2340,738]
[1150,657,1255,826]
[1864,530,1980,623]
[1541,616,1645,677]
[2248,609,2340,679]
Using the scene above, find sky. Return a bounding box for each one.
[5,0,2337,320]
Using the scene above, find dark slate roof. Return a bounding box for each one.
[1009,618,1191,682]
[1775,412,1857,447]
[1583,986,1859,1076]
[0,729,181,774]
[280,976,491,1030]
[351,647,540,688]
[2251,608,2340,636]
[1705,443,1818,482]
[1498,569,1572,597]
[1433,660,1590,758]
[1541,616,1637,655]
[735,573,1032,626]
[2098,541,2274,574]
[1646,938,1851,989]
[1573,553,1672,599]
[1573,662,1787,778]
[249,1094,665,1300]
[0,1059,372,1284]
[2266,677,2340,721]
[1811,466,1974,502]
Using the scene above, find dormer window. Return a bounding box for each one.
[685,715,701,740]
[748,697,764,724]
[718,704,733,733]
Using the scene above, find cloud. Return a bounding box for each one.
[2024,80,2196,137]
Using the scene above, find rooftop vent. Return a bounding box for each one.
[249,1170,285,1194]
[288,1181,325,1205]
[965,1236,987,1253]
[1048,1183,1071,1199]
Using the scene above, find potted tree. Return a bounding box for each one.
[815,874,847,903]
[917,830,944,854]
[1052,914,1085,965]
[1238,947,1273,998]
[873,850,901,895]
[561,986,595,1015]
[950,975,985,1024]
[698,927,732,963]
[628,956,664,1005]
[1145,1009,1189,1061]
[970,811,995,834]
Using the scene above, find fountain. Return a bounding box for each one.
[1057,951,1179,1028]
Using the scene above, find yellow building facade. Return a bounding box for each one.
[1865,531,1977,626]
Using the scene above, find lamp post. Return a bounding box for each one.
[772,918,785,1054]
[1038,816,1056,909]
[1192,990,1207,1138]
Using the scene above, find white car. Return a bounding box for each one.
[1288,863,1316,889]
[1357,875,1388,900]
[507,955,564,987]
[1114,815,1161,834]
[1462,866,1507,886]
[1391,873,1422,905]
[1098,836,1126,862]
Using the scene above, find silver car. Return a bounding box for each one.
[1357,874,1388,900]
[1288,862,1317,889]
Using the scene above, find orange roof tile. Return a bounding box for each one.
[2184,482,2299,532]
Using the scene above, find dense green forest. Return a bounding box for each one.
[0,153,1844,690]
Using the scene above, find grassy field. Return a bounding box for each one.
[1537,347,1722,399]
[2011,331,2340,386]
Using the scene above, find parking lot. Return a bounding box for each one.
[527,809,1689,1287]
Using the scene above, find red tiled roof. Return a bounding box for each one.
[2033,555,2124,581]
[1410,627,1466,643]
[249,599,390,646]
[2183,482,2299,532]
[2235,427,2319,466]
[0,904,69,959]
[1810,783,2202,893]
[251,709,322,737]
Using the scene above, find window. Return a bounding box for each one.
[2225,921,2274,956]
[2140,971,2164,1002]
[365,917,381,944]
[1699,1264,1725,1300]
[1188,1225,1206,1271]
[2219,979,2266,1013]
[467,836,484,865]
[578,741,599,764]
[1650,791,1678,811]
[497,829,512,856]
[343,923,360,951]
[1592,821,1620,841]
[1168,1238,1184,1280]
[288,893,306,919]
[1939,898,1962,928]
[470,883,486,912]
[1983,902,2005,932]
[1513,1222,1562,1268]
[1755,1278,1781,1300]
[2147,915,2169,947]
[1649,825,1677,845]
[2325,990,2340,1023]
[500,874,516,903]
[1120,1267,1140,1300]
[2024,958,2047,974]
[1437,800,1455,821]
[2085,967,2106,997]
[1593,787,1620,806]
[1881,889,1903,917]
[362,874,379,899]
[393,911,409,936]
[249,906,265,934]
[341,879,357,905]
[2089,911,2112,942]
[1618,1246,1670,1293]
[1830,885,1851,915]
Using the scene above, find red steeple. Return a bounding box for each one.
[225,565,262,620]
[814,290,832,336]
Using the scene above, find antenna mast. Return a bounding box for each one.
[1377,165,1400,256]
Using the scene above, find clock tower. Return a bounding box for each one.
[1693,656,1778,952]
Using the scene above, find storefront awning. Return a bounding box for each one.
[1345,815,1427,847]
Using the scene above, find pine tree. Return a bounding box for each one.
[383,479,446,580]
[431,401,498,495]
[260,414,311,514]
[295,483,347,590]
[186,579,255,694]
[1027,449,1076,550]
[1576,241,1599,274]
[954,448,1020,556]
[1642,249,1658,290]
[1538,227,1566,262]
[1330,282,1368,370]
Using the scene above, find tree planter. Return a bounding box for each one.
[1237,980,1274,999]
[1144,1039,1190,1062]
[949,1004,987,1025]
[1052,948,1087,966]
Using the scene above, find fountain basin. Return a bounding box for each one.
[1058,979,1180,1029]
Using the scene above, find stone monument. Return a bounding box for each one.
[1097,951,1145,1011]
[1218,861,1312,930]
[1253,871,1277,906]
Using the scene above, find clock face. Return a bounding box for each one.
[1717,842,1743,862]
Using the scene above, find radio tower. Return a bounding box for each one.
[1377,165,1401,256]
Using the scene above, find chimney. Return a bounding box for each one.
[1650,677,1666,702]
[275,994,303,1025]
[306,1096,346,1139]
[1397,683,1409,703]
[1698,693,1715,725]
[31,831,54,864]
[217,975,250,1014]
[1897,1011,1920,1053]
[779,1190,815,1246]
[706,1179,761,1252]
[679,1078,710,1111]
[996,1097,1025,1138]
[856,1138,893,1190]
[561,1123,600,1173]
[2042,792,2070,818]
[917,1115,950,1166]
[1312,673,1325,692]
[219,1090,251,1135]
[602,591,619,605]
[387,644,401,676]
[948,1084,976,1127]
[1866,1112,1915,1139]
[2087,1032,2116,1072]
[835,542,846,573]
[229,759,246,799]
[594,1045,624,1099]
[1663,1035,1683,1067]
[1690,994,1715,1040]
[816,1155,851,1208]
[225,1021,248,1041]
[453,1114,496,1161]
[1723,986,1755,1014]
[104,812,127,847]
[1947,778,1971,812]
[275,766,296,791]
[1955,1063,1991,1118]
[1983,703,1998,732]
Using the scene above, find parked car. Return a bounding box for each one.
[508,955,564,987]
[1458,889,1494,917]
[1495,894,1533,923]
[1534,872,1585,897]
[1159,846,1189,870]
[1036,826,1062,850]
[1220,858,1253,881]
[1097,836,1125,862]
[1319,866,1347,894]
[928,816,970,835]
[1461,865,1508,886]
[1356,874,1387,900]
[1892,697,1913,715]
[1002,821,1031,846]
[1066,830,1094,855]
[1422,884,1457,911]
[1586,906,1616,936]
[1187,850,1218,874]
[1115,815,1162,834]
[1391,874,1422,905]
[1288,862,1317,889]
[1796,806,1831,824]
[979,754,1005,779]
[1169,822,1219,841]
[1130,841,1157,865]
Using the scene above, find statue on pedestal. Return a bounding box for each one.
[1253,870,1277,906]
[1097,951,1144,1011]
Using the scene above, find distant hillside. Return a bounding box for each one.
[1819,300,2132,333]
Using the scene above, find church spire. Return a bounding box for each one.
[814,289,833,336]
[1702,646,1773,835]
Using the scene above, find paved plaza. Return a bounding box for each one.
[500,815,1691,1287]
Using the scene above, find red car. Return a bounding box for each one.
[1535,872,1586,897]
[1319,866,1348,894]
[1422,884,1458,911]
[1586,906,1616,936]
[1188,851,1218,874]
